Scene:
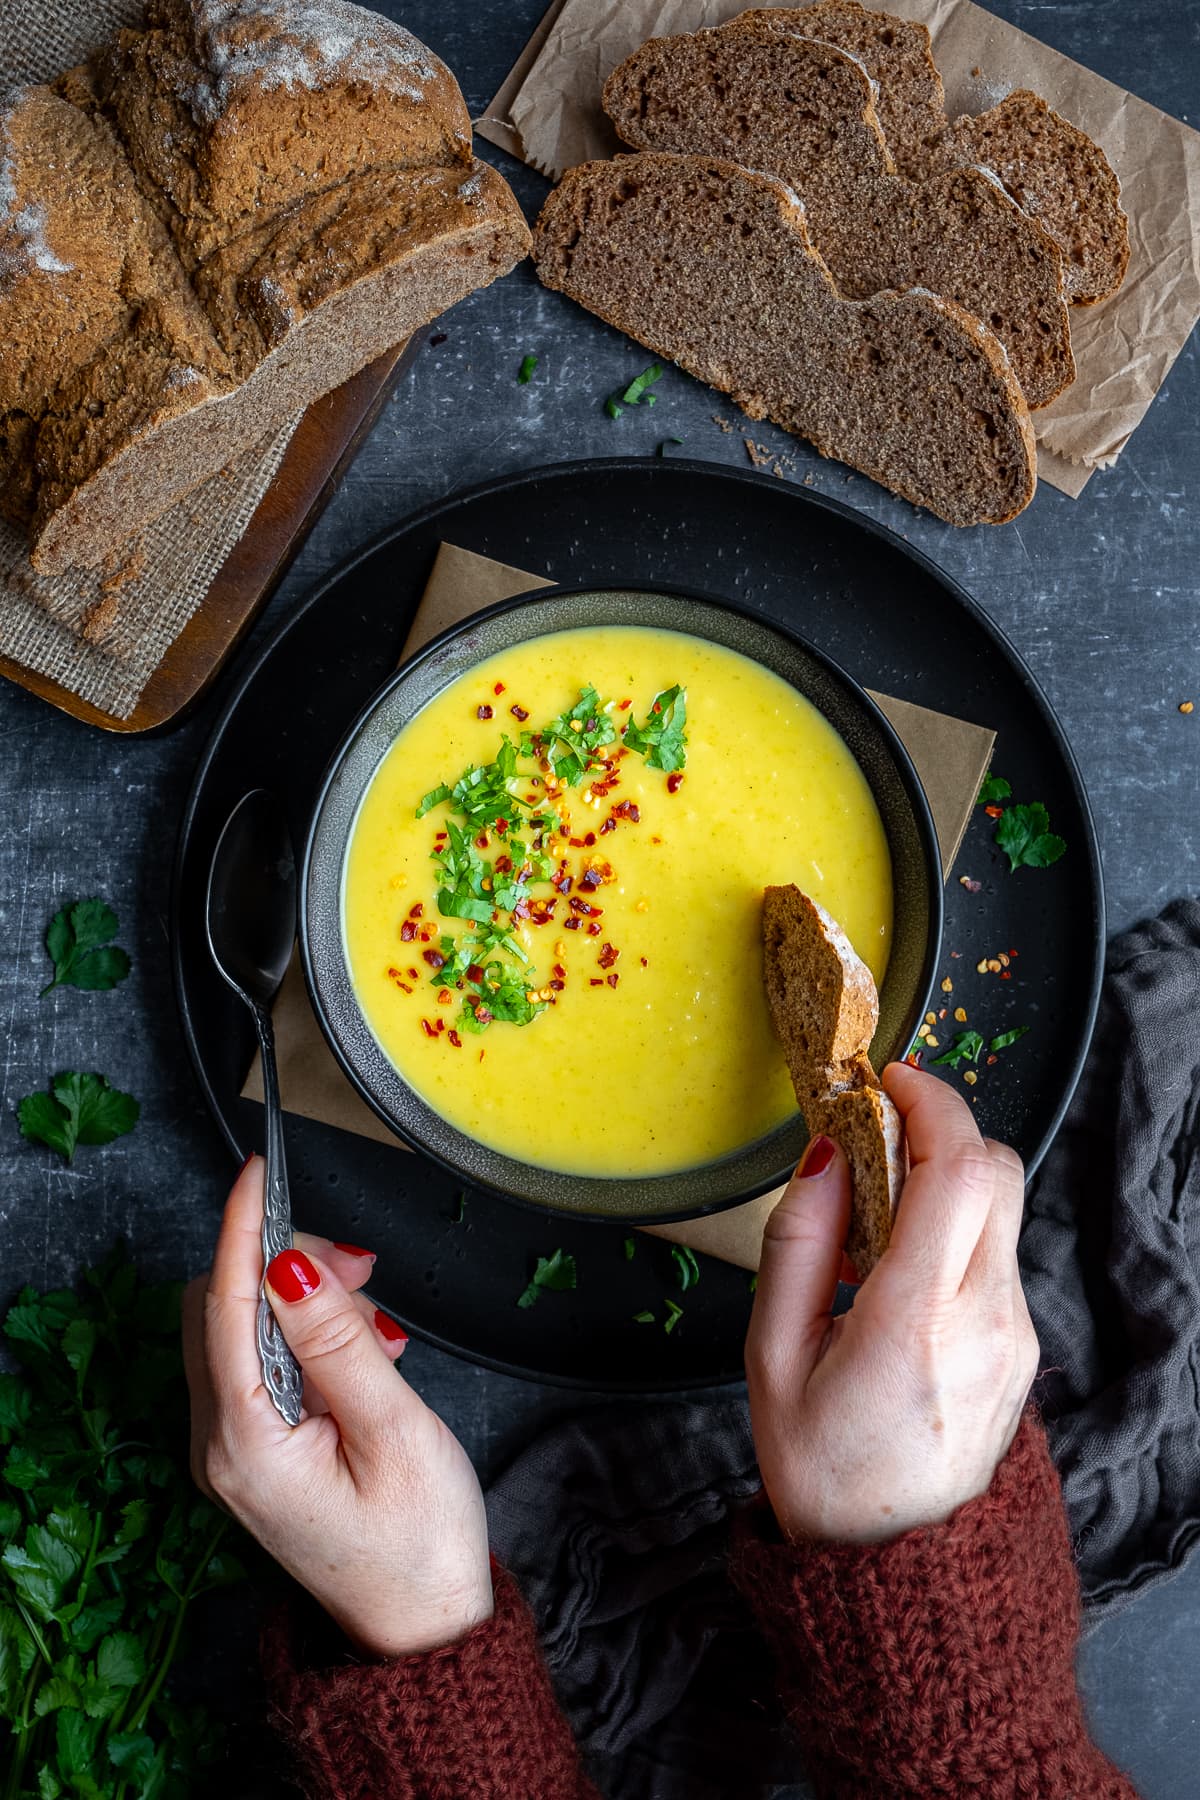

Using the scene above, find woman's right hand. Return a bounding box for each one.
[182,1157,494,1660]
[745,1062,1040,1544]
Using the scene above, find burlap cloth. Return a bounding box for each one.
[0,0,299,720]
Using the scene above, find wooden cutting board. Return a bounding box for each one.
[0,341,416,735]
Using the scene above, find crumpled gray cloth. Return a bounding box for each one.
[1022,897,1200,1620]
[486,901,1200,1794]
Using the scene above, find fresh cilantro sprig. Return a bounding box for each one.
[977,773,1012,806]
[17,1072,139,1164]
[623,686,687,773]
[0,1248,248,1797]
[995,803,1066,872]
[40,900,130,997]
[516,1249,577,1309]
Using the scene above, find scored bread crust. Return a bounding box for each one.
[532,152,1036,526]
[603,22,1074,409]
[761,886,905,1276]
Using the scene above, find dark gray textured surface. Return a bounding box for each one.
[0,0,1197,1792]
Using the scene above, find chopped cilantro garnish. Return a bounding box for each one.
[623,1236,636,1261]
[931,1031,985,1069]
[748,1272,758,1294]
[516,1249,577,1309]
[671,1245,700,1291]
[633,1310,655,1324]
[977,773,1012,806]
[990,1026,1030,1052]
[623,685,687,773]
[995,802,1066,872]
[604,362,664,418]
[657,437,685,457]
[517,353,538,384]
[452,1191,467,1224]
[663,1299,683,1335]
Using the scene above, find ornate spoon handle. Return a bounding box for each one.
[255,1003,304,1427]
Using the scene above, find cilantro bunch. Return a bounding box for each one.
[0,1251,247,1799]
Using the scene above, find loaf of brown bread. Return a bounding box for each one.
[532,153,1036,526]
[744,2,1128,304]
[0,0,530,579]
[603,21,1073,409]
[761,885,905,1277]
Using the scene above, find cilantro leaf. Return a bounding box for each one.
[671,1245,700,1292]
[663,1299,683,1335]
[623,1236,636,1261]
[633,1310,655,1324]
[993,801,1066,872]
[977,773,1012,806]
[516,1249,577,1309]
[990,1026,1030,1053]
[623,685,688,773]
[517,353,538,384]
[604,363,664,418]
[931,1031,985,1069]
[657,437,685,457]
[41,899,131,997]
[17,1073,139,1163]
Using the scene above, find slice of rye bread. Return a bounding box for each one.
[603,24,1073,409]
[29,161,528,575]
[761,886,904,1276]
[532,153,1036,526]
[740,4,1127,304]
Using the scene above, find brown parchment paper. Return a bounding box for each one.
[0,0,305,719]
[477,0,1200,498]
[244,539,994,1272]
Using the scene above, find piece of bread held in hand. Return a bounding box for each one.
[532,153,1036,526]
[761,885,905,1276]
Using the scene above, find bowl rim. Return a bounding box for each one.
[298,577,944,1224]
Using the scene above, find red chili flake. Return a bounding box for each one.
[667,773,684,795]
[407,966,419,980]
[598,943,619,970]
[479,1048,486,1062]
[587,921,602,937]
[960,877,983,894]
[986,1053,998,1065]
[437,989,453,1006]
[650,834,662,845]
[466,963,485,983]
[494,681,506,695]
[477,704,493,720]
[606,972,619,988]
[419,924,436,941]
[552,964,567,979]
[618,698,632,711]
[496,818,508,833]
[448,1030,462,1048]
[495,854,513,874]
[420,1019,437,1038]
[408,902,424,919]
[564,917,581,931]
[938,1008,947,1019]
[552,872,573,894]
[652,700,662,714]
[950,950,962,960]
[984,803,1004,819]
[475,832,489,850]
[549,979,565,992]
[613,800,641,823]
[903,1049,924,1067]
[580,868,602,890]
[569,897,601,916]
[569,836,584,849]
[600,818,616,835]
[1008,948,1020,957]
[583,832,596,848]
[512,899,531,921]
[400,920,416,941]
[510,704,530,722]
[435,1018,446,1035]
[475,1006,493,1026]
[423,949,445,970]
[589,978,604,987]
[639,957,648,968]
[385,967,413,994]
[1000,970,1012,981]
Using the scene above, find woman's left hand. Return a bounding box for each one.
[182,1156,494,1659]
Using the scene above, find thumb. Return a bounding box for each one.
[747,1135,852,1392]
[265,1247,403,1450]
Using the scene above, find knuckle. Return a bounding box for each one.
[984,1138,1027,1187]
[943,1146,998,1200]
[290,1304,365,1366]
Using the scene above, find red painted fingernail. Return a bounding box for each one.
[374,1308,408,1350]
[333,1241,375,1259]
[267,1249,321,1302]
[798,1135,836,1178]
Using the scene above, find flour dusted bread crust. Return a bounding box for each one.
[0,0,529,578]
[603,22,1073,408]
[532,153,1035,526]
[761,885,905,1276]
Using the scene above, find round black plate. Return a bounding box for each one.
[172,458,1104,1391]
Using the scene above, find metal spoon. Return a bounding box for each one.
[205,789,304,1427]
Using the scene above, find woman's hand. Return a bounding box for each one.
[182,1157,493,1658]
[746,1062,1039,1544]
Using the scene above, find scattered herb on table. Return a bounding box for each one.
[990,1026,1030,1053]
[0,1248,247,1799]
[516,1249,577,1310]
[632,1310,655,1324]
[663,1299,684,1336]
[451,1192,467,1225]
[517,354,538,384]
[977,774,1012,806]
[17,1073,139,1165]
[671,1245,700,1292]
[623,1237,636,1262]
[656,437,684,457]
[748,1272,758,1295]
[40,900,130,998]
[994,802,1066,872]
[604,363,664,418]
[931,1031,985,1070]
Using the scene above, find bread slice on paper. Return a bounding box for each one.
[604,21,1073,409]
[533,153,1036,526]
[761,885,906,1277]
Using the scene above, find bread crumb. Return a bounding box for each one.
[81,592,121,644]
[99,545,145,595]
[712,414,732,432]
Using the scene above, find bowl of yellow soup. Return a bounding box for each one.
[301,585,942,1222]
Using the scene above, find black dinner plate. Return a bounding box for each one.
[172,458,1104,1391]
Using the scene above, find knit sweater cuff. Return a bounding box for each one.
[261,1565,598,1800]
[731,1411,1135,1799]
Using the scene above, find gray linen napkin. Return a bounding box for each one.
[486,899,1200,1796]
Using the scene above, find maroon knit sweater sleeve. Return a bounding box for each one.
[260,1565,602,1800]
[731,1412,1139,1799]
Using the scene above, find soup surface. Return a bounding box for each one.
[342,625,892,1177]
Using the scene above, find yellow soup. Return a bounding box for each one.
[342,626,892,1177]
